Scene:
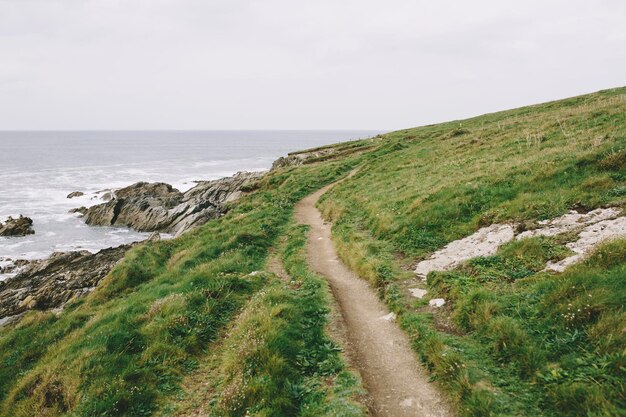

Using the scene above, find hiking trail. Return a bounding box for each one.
[294,176,453,417]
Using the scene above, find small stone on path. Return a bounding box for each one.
[380,312,396,321]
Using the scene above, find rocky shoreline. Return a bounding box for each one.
[0,171,262,325]
[0,148,331,326]
[0,245,133,326]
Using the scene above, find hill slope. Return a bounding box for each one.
[318,87,626,416]
[0,87,624,416]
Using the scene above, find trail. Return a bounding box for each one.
[295,176,453,417]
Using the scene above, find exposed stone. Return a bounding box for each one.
[66,191,84,199]
[147,232,161,242]
[414,207,624,279]
[415,224,515,279]
[0,259,29,275]
[94,189,114,202]
[379,312,397,321]
[409,288,428,299]
[69,206,88,216]
[19,295,36,309]
[271,148,336,170]
[516,208,622,240]
[546,216,626,272]
[429,298,446,308]
[79,171,263,236]
[0,215,35,237]
[0,244,132,321]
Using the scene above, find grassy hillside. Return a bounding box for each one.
[318,87,626,416]
[0,87,624,416]
[0,145,370,417]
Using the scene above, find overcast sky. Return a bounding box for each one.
[0,0,624,130]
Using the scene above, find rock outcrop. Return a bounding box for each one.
[414,207,625,278]
[78,171,262,235]
[271,148,336,170]
[0,216,35,237]
[69,206,88,215]
[0,245,132,323]
[66,191,84,199]
[1,172,264,325]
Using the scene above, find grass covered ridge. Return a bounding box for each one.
[0,86,624,416]
[318,87,626,416]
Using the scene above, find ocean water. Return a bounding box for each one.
[0,130,377,271]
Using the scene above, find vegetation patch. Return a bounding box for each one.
[209,225,364,417]
[0,154,367,416]
[318,88,626,416]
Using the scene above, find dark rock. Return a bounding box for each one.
[0,215,35,237]
[69,206,88,216]
[0,244,132,322]
[66,191,84,199]
[80,172,263,235]
[0,259,30,274]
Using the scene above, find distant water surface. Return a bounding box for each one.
[0,130,377,270]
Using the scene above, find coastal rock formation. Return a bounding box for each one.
[271,148,336,170]
[66,191,84,199]
[83,182,183,231]
[69,206,88,215]
[79,171,262,235]
[0,245,132,323]
[0,216,35,237]
[0,259,30,275]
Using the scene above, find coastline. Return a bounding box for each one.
[0,144,338,325]
[0,169,266,324]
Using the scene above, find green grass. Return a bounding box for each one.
[1,86,625,416]
[0,146,368,416]
[318,87,626,416]
[207,225,364,417]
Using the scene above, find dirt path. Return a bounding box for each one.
[295,179,453,417]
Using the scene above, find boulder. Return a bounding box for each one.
[66,191,84,199]
[0,215,35,237]
[79,172,263,235]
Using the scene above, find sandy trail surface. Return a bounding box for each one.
[295,177,453,417]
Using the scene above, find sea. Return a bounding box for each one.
[0,130,377,278]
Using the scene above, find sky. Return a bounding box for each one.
[0,0,624,130]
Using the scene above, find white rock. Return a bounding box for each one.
[546,216,626,272]
[409,288,428,298]
[517,208,622,240]
[380,312,397,321]
[415,224,515,278]
[412,208,624,279]
[429,298,446,308]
